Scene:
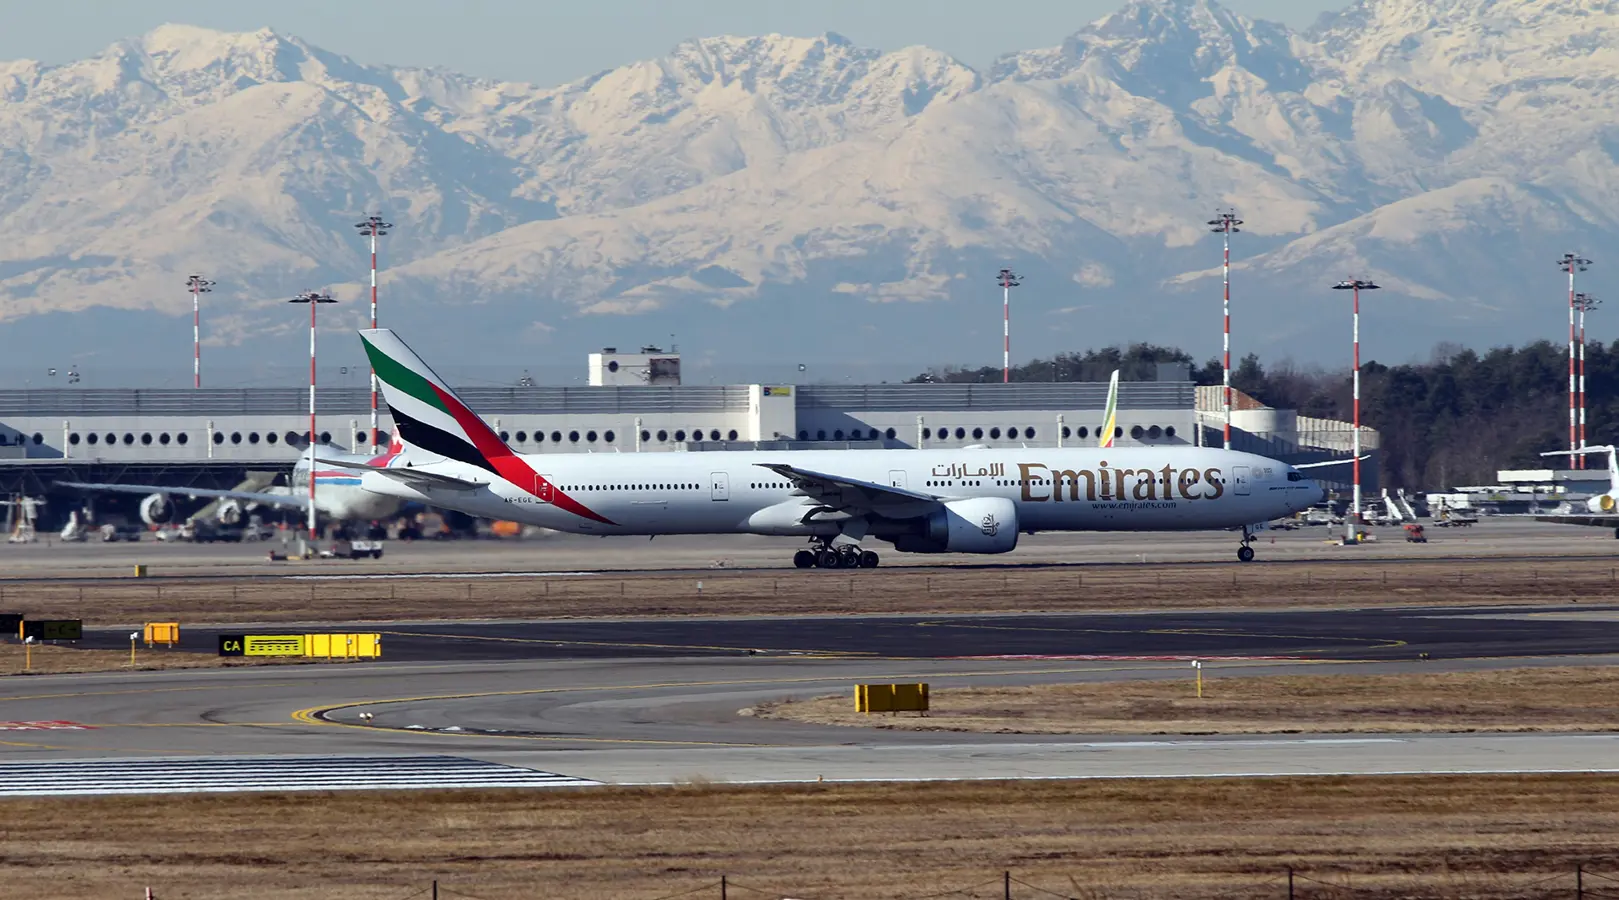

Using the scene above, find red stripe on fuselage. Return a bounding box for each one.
[427,383,616,525]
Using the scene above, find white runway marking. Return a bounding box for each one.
[0,755,599,796]
[284,571,599,580]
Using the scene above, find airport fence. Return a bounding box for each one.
[264,866,1619,900]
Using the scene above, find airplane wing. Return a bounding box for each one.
[1532,515,1619,529]
[754,463,940,516]
[313,458,486,492]
[55,482,306,510]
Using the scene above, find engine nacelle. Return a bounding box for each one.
[215,499,244,526]
[139,493,175,526]
[891,497,1019,554]
[1586,493,1619,514]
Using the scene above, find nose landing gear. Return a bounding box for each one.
[793,540,880,569]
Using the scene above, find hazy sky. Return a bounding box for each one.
[2,0,1350,86]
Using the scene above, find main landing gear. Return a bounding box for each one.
[1237,527,1257,563]
[793,540,880,569]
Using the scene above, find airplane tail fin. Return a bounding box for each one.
[359,328,517,475]
[1098,369,1119,449]
[1542,445,1619,484]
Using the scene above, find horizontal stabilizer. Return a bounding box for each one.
[313,458,486,492]
[1541,446,1617,457]
[1294,456,1370,470]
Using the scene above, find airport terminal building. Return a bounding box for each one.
[0,378,1195,481]
[0,349,1367,527]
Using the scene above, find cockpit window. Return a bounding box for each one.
[1287,471,1304,482]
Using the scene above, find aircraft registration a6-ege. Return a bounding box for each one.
[327,329,1326,568]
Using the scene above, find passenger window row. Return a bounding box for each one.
[52,423,1178,450]
[500,429,746,444]
[920,425,1178,441]
[796,428,899,441]
[560,483,700,491]
[63,430,395,448]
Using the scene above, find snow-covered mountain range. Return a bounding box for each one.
[1,0,1615,380]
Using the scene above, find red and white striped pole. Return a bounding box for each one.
[1208,211,1242,450]
[1334,279,1379,542]
[996,268,1021,383]
[355,216,392,452]
[290,291,336,537]
[1560,255,1592,468]
[185,275,213,388]
[1577,293,1600,459]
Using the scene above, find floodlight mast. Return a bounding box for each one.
[1208,210,1242,450]
[1332,279,1380,543]
[289,291,337,538]
[185,275,214,389]
[1576,293,1600,457]
[355,216,393,453]
[1560,254,1593,468]
[997,268,1021,384]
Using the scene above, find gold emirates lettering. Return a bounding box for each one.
[1018,462,1223,502]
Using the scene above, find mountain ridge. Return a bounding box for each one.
[0,0,1614,376]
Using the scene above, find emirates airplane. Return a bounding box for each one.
[329,329,1325,567]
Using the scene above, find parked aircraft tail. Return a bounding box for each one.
[1541,445,1619,506]
[1098,370,1119,449]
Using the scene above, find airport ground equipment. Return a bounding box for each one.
[19,619,82,641]
[143,623,179,647]
[856,683,929,714]
[217,633,380,658]
[1404,524,1427,543]
[319,538,384,560]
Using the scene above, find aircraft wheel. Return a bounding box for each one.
[1237,546,1255,563]
[838,549,861,569]
[793,549,816,569]
[817,549,841,570]
[858,550,880,569]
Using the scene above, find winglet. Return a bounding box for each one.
[1098,369,1119,449]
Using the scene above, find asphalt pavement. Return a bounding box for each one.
[75,604,1619,662]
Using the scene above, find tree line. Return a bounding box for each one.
[908,341,1605,490]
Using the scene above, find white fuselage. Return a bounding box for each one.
[357,447,1319,543]
[283,467,407,522]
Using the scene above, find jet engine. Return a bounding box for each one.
[139,493,175,526]
[889,497,1018,554]
[1589,493,1619,514]
[215,499,244,526]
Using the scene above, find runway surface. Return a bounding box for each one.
[2,518,1614,579]
[75,604,1619,662]
[6,601,1619,794]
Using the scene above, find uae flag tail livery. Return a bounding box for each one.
[358,328,614,526]
[358,328,513,470]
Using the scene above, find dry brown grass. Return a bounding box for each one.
[0,558,1612,626]
[4,776,1619,898]
[0,644,361,676]
[759,666,1619,734]
[0,644,231,676]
